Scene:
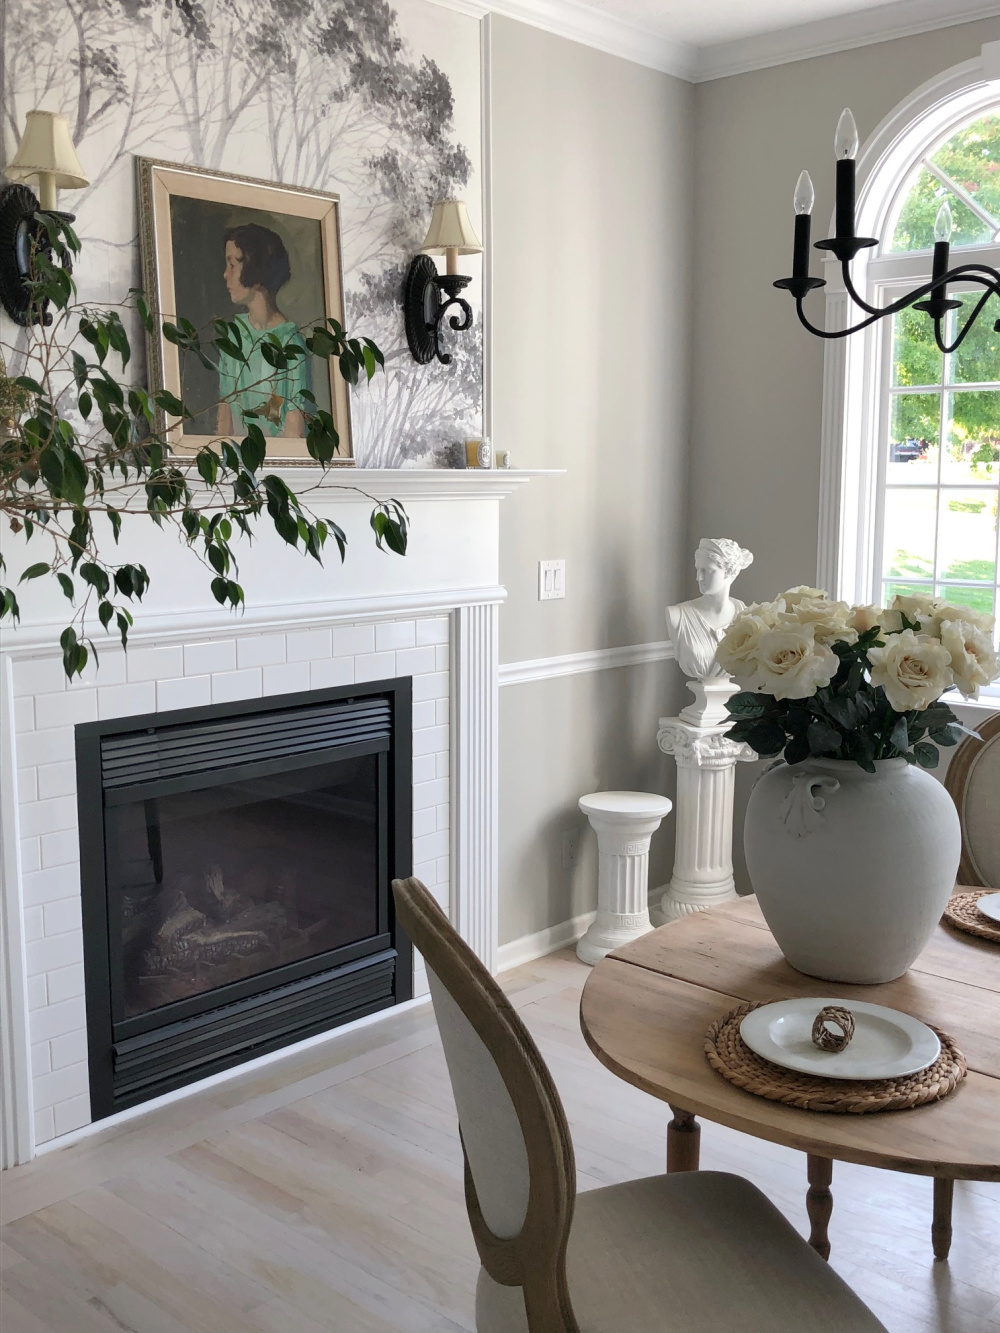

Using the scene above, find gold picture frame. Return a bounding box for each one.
[136,157,353,465]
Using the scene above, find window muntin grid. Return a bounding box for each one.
[889,112,1000,252]
[877,291,1000,648]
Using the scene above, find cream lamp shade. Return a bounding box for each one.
[421,199,482,274]
[6,111,90,210]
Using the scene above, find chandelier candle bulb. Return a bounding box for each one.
[792,171,815,279]
[932,202,952,296]
[834,108,859,239]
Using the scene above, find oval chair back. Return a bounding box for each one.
[944,712,1000,888]
[391,876,579,1331]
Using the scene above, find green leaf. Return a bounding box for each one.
[79,390,92,419]
[824,695,857,729]
[241,424,267,474]
[785,733,811,765]
[56,573,75,602]
[61,450,88,506]
[98,600,114,629]
[135,292,154,333]
[889,715,911,755]
[154,389,186,417]
[806,719,842,756]
[913,740,940,769]
[80,562,111,597]
[0,587,21,621]
[196,449,220,486]
[726,691,768,718]
[19,562,50,582]
[745,720,787,756]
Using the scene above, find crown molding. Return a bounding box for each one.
[694,0,1000,83]
[426,0,998,83]
[425,0,697,77]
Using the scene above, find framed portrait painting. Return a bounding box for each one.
[136,158,353,464]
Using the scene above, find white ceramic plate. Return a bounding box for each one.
[739,998,941,1081]
[974,892,1000,924]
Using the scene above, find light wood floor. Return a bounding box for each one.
[2,949,998,1332]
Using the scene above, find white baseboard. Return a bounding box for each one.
[496,909,596,972]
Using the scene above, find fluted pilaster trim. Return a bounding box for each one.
[451,602,500,971]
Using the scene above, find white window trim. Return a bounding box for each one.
[817,47,1000,706]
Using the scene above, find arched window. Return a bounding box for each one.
[876,112,999,625]
[818,52,1000,699]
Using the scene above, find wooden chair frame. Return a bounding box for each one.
[944,712,1000,887]
[392,877,581,1332]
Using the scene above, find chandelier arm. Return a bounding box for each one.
[935,278,1000,355]
[838,262,998,319]
[793,298,890,339]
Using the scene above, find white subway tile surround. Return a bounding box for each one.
[9,616,451,1146]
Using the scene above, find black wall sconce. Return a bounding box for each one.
[775,107,999,351]
[404,199,482,365]
[0,110,89,325]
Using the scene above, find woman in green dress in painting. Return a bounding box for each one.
[215,223,311,439]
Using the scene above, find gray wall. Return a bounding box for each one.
[689,18,997,891]
[489,17,694,944]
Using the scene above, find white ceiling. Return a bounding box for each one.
[573,0,903,48]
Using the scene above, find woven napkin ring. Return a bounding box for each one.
[811,1005,855,1053]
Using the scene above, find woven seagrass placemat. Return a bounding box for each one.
[942,889,1000,944]
[705,1000,967,1114]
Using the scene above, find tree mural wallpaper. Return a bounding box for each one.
[1,0,484,468]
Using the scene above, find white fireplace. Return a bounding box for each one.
[0,469,551,1166]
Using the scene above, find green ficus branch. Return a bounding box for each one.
[1,212,408,678]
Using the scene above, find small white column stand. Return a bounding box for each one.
[653,679,756,922]
[576,792,673,965]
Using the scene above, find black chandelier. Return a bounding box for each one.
[775,108,1000,352]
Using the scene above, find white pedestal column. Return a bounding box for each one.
[654,718,756,921]
[576,791,673,965]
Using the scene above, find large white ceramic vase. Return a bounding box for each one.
[745,758,961,984]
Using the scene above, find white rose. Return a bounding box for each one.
[875,607,904,634]
[782,595,858,645]
[867,629,953,712]
[890,592,942,630]
[779,585,829,610]
[851,603,903,635]
[715,613,769,681]
[939,619,1000,698]
[752,625,840,700]
[745,599,786,627]
[851,603,883,633]
[924,602,996,638]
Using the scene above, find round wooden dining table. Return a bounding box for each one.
[579,894,1000,1261]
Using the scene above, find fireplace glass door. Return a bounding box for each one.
[107,754,382,1018]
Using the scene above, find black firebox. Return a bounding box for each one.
[76,679,412,1118]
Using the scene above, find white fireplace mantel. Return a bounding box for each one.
[0,468,560,1169]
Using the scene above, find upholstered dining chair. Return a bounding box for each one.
[944,711,1000,888]
[392,876,887,1333]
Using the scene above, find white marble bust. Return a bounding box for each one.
[665,538,754,682]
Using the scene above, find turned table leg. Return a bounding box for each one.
[806,1155,833,1260]
[666,1105,700,1173]
[932,1177,954,1261]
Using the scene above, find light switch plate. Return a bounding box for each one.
[538,559,565,601]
